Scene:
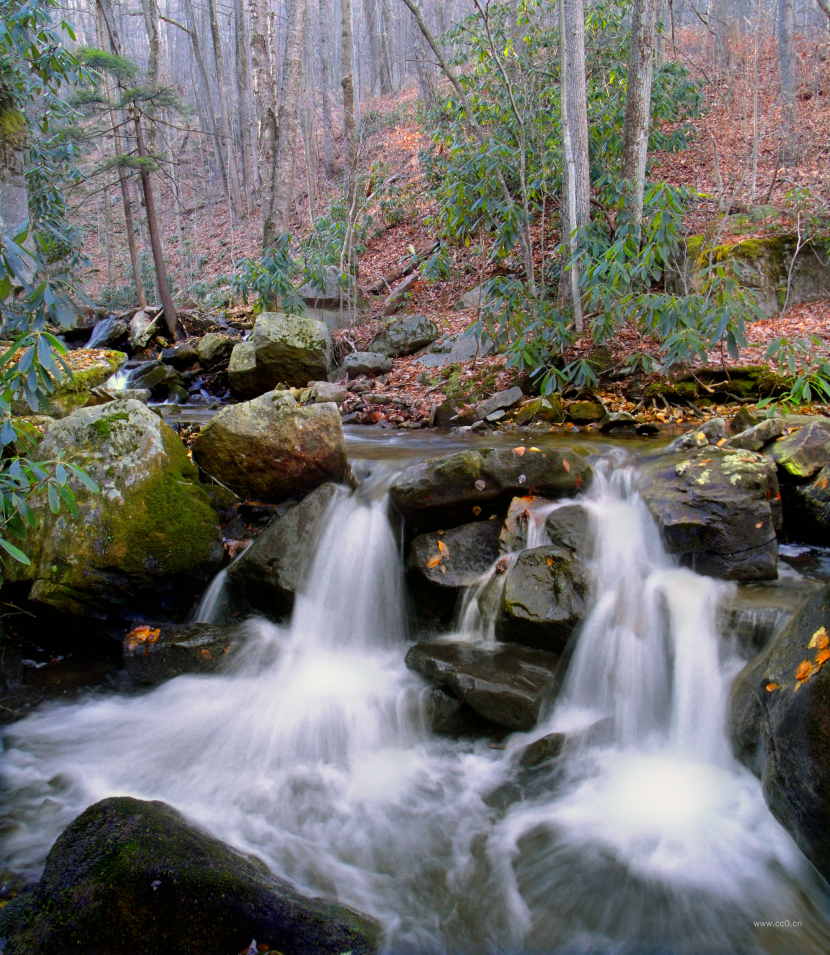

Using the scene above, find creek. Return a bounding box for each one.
[2,431,830,953]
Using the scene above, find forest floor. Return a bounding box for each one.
[74,30,830,426]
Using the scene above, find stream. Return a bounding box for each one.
[2,432,830,953]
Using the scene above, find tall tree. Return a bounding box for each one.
[363,0,393,94]
[560,0,590,329]
[621,0,658,225]
[778,0,798,163]
[207,0,245,212]
[262,0,308,249]
[249,0,278,190]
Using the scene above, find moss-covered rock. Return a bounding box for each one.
[644,365,792,403]
[769,420,830,479]
[368,314,439,357]
[11,350,127,419]
[0,796,380,955]
[5,400,223,616]
[192,391,348,504]
[729,583,830,881]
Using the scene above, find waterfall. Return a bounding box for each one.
[2,455,829,954]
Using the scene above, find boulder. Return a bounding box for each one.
[298,265,347,309]
[4,400,223,616]
[780,463,830,544]
[727,416,786,451]
[128,308,159,351]
[405,640,561,731]
[599,411,638,433]
[769,420,830,479]
[86,317,127,349]
[425,685,497,738]
[405,520,502,620]
[341,352,393,377]
[414,331,495,369]
[308,381,348,405]
[196,333,235,369]
[473,387,523,422]
[228,313,333,398]
[0,796,379,955]
[666,416,728,452]
[125,360,183,398]
[730,583,830,880]
[227,483,338,617]
[496,545,590,653]
[161,341,199,369]
[498,496,542,553]
[390,446,592,535]
[192,392,348,504]
[368,314,439,357]
[513,397,566,426]
[123,621,245,684]
[638,446,781,580]
[566,400,605,425]
[545,503,591,553]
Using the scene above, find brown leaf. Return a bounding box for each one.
[765,682,779,692]
[472,505,482,516]
[816,647,830,666]
[200,649,213,661]
[437,540,448,555]
[808,626,829,650]
[426,555,442,569]
[562,459,571,472]
[512,446,526,456]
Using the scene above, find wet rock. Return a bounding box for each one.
[519,732,566,768]
[127,360,182,398]
[730,407,759,435]
[192,392,348,504]
[545,504,591,554]
[228,313,333,398]
[369,314,439,357]
[599,411,638,433]
[473,387,523,422]
[406,520,502,620]
[413,331,495,369]
[128,308,159,351]
[496,545,590,653]
[123,622,245,684]
[390,446,592,535]
[638,446,781,581]
[432,399,465,428]
[405,640,561,731]
[426,685,497,738]
[341,352,393,377]
[4,400,223,616]
[769,420,830,478]
[730,582,830,880]
[513,397,566,426]
[160,341,199,369]
[498,496,542,553]
[727,416,786,451]
[196,332,234,369]
[781,464,830,544]
[308,381,348,404]
[666,416,728,452]
[566,400,605,425]
[86,316,127,349]
[0,796,380,955]
[227,483,338,617]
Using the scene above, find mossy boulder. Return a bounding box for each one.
[368,314,439,357]
[11,350,127,419]
[566,400,605,425]
[644,365,791,404]
[514,396,566,426]
[4,400,223,616]
[729,583,830,881]
[192,391,348,504]
[769,420,830,479]
[0,796,380,955]
[389,446,592,535]
[228,313,333,398]
[638,446,781,580]
[196,332,235,369]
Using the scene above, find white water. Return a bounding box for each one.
[2,456,830,953]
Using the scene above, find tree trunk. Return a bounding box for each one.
[319,0,336,179]
[262,0,308,249]
[560,0,590,330]
[412,24,435,109]
[249,0,277,195]
[379,0,395,93]
[235,0,256,203]
[207,0,244,213]
[778,0,798,163]
[621,0,658,226]
[341,0,358,206]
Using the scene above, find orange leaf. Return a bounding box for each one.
[575,475,583,488]
[755,521,763,529]
[808,626,828,649]
[822,478,828,490]
[562,459,571,472]
[437,540,448,555]
[795,659,815,682]
[200,649,213,661]
[765,682,779,692]
[816,647,830,666]
[716,438,727,447]
[529,447,541,452]
[512,446,526,456]
[472,505,482,516]
[426,555,442,569]
[546,557,553,567]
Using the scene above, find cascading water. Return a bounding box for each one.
[2,453,830,953]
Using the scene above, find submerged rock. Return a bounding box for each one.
[368,314,439,358]
[496,545,590,653]
[406,519,502,620]
[405,640,561,731]
[228,313,333,398]
[5,400,222,616]
[426,685,497,738]
[192,391,348,504]
[390,447,592,534]
[730,583,830,880]
[122,621,245,684]
[638,446,781,581]
[0,796,380,955]
[227,483,338,617]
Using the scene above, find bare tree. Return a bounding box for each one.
[778,0,798,162]
[207,0,245,212]
[249,0,278,190]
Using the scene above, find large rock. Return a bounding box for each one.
[227,483,338,617]
[769,420,830,478]
[196,332,235,369]
[298,265,347,309]
[368,314,439,358]
[545,504,591,553]
[413,331,496,368]
[128,308,159,350]
[784,464,830,543]
[341,352,392,377]
[390,446,592,535]
[727,416,786,452]
[123,621,245,684]
[228,313,333,398]
[638,446,781,580]
[405,519,502,620]
[473,387,523,422]
[0,796,379,955]
[86,316,127,349]
[730,583,830,880]
[5,400,222,616]
[405,641,561,731]
[12,349,127,418]
[496,545,590,653]
[192,392,348,504]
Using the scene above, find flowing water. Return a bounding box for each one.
[2,449,830,953]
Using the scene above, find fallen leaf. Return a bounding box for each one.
[562,459,571,472]
[816,647,830,666]
[546,557,553,566]
[518,474,526,485]
[766,682,779,692]
[426,555,442,569]
[200,649,213,661]
[437,540,448,555]
[717,437,728,446]
[512,446,526,456]
[475,479,486,491]
[439,565,446,574]
[529,447,541,452]
[822,478,828,490]
[808,626,829,649]
[575,475,583,489]
[755,521,763,528]
[472,505,482,516]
